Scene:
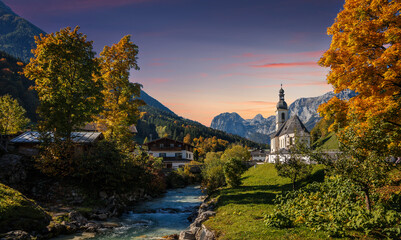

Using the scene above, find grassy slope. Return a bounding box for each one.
[204,164,336,240]
[313,132,339,150]
[0,183,50,233]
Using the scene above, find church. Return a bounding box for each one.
[268,86,311,162]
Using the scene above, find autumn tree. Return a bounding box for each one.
[183,133,191,144]
[95,35,144,150]
[201,145,250,192]
[24,26,103,139]
[221,145,251,162]
[318,0,401,210]
[319,0,401,156]
[0,94,29,151]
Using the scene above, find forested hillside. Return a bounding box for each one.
[0,1,45,62]
[136,105,265,148]
[0,51,37,121]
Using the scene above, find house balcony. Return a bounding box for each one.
[162,157,191,161]
[149,147,184,151]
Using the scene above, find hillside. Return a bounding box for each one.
[210,90,357,144]
[0,0,45,62]
[139,90,175,115]
[0,50,38,121]
[136,104,265,148]
[312,132,340,150]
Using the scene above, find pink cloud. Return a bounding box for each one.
[222,101,276,106]
[232,50,324,60]
[251,61,318,68]
[244,81,328,89]
[218,70,327,81]
[219,50,324,70]
[199,73,208,78]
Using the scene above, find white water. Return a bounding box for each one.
[93,185,203,240]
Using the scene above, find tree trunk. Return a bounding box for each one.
[363,188,371,212]
[0,134,8,152]
[292,179,296,190]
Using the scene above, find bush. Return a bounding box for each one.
[202,158,225,193]
[265,177,401,238]
[35,139,78,177]
[201,145,250,192]
[38,140,166,194]
[223,157,246,188]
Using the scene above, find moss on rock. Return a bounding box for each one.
[0,183,51,233]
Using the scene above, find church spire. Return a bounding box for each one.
[276,84,287,110]
[275,85,288,131]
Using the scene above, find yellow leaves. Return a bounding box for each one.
[319,0,401,156]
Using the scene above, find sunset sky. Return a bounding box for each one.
[3,0,345,126]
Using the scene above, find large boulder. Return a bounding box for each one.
[195,225,215,240]
[0,154,26,184]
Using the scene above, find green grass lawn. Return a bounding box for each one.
[313,132,339,150]
[204,164,337,240]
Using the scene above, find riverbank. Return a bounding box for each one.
[178,195,216,240]
[0,153,166,239]
[202,164,330,240]
[85,185,204,239]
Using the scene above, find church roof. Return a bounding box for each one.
[272,115,310,138]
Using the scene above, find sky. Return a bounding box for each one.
[3,0,345,126]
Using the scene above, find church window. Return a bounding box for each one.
[281,112,285,120]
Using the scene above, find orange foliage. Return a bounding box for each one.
[318,0,401,155]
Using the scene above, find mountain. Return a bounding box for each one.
[139,90,175,115]
[288,89,357,130]
[210,90,357,144]
[0,0,45,62]
[135,104,264,148]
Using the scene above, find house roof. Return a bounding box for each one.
[10,131,103,144]
[144,137,195,148]
[272,115,310,138]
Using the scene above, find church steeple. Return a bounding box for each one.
[275,85,288,131]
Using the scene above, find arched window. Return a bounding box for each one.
[281,112,285,120]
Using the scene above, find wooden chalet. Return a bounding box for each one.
[145,137,195,169]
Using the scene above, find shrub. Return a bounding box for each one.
[223,157,246,188]
[265,177,401,238]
